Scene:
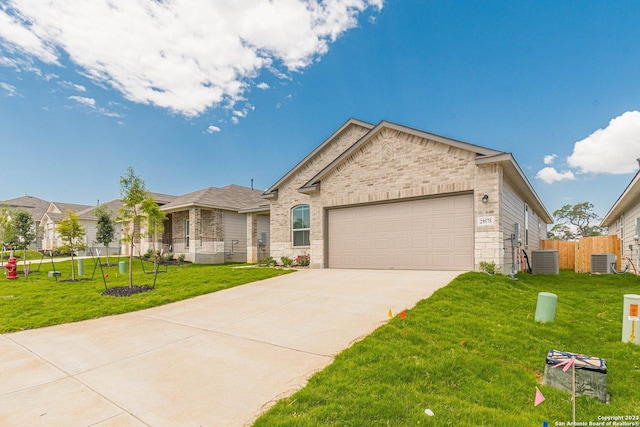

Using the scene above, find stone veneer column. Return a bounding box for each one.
[246,213,258,263]
[474,163,503,271]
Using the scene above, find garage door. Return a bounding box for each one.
[327,194,474,270]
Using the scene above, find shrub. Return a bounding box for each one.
[177,254,186,263]
[281,256,293,267]
[263,257,277,267]
[479,260,498,275]
[295,254,310,267]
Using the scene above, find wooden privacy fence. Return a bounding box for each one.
[540,235,621,272]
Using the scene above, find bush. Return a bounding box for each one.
[263,257,277,267]
[177,253,186,263]
[295,254,310,267]
[281,256,293,267]
[479,260,498,275]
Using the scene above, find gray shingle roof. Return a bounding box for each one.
[161,184,268,212]
[1,195,50,221]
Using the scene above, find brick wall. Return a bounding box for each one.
[270,124,504,269]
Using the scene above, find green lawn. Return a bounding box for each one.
[0,249,58,262]
[254,271,640,427]
[0,258,292,333]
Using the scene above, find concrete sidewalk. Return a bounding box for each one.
[0,269,460,426]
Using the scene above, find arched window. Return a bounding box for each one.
[292,205,310,247]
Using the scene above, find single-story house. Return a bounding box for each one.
[40,201,93,252]
[600,165,640,259]
[158,184,270,264]
[1,195,50,251]
[40,194,173,257]
[263,118,553,273]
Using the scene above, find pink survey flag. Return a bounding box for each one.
[553,356,576,372]
[535,387,545,406]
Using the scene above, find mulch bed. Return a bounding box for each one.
[101,285,154,297]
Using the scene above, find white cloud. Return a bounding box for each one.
[59,80,86,92]
[206,125,221,134]
[68,94,124,118]
[0,8,60,65]
[535,167,575,184]
[567,111,640,174]
[0,0,382,117]
[256,82,270,90]
[543,154,556,165]
[0,81,17,96]
[68,95,95,107]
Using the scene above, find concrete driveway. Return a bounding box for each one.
[0,269,460,426]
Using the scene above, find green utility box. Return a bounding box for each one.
[118,261,126,274]
[535,292,557,323]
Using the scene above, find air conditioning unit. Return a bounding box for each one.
[591,253,617,274]
[531,250,559,275]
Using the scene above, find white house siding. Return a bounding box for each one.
[224,211,248,263]
[501,178,543,273]
[614,203,640,259]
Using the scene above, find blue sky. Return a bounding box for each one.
[1,0,640,221]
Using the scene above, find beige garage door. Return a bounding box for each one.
[327,194,474,270]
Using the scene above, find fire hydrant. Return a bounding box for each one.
[4,256,18,279]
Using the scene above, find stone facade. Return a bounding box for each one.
[267,119,550,271]
[269,122,372,263]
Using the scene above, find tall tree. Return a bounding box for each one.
[56,210,87,281]
[94,205,116,266]
[548,202,605,240]
[118,166,161,288]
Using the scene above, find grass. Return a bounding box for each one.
[0,249,57,262]
[0,258,292,333]
[254,271,640,426]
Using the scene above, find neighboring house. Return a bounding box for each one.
[104,192,176,258]
[600,166,640,261]
[40,201,92,252]
[77,199,125,256]
[159,185,270,264]
[263,118,553,273]
[1,195,50,250]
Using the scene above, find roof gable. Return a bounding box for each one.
[299,120,503,192]
[601,170,640,227]
[263,118,374,197]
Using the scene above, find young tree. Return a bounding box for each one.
[0,206,11,262]
[94,205,116,266]
[118,166,161,288]
[548,202,605,240]
[144,199,167,271]
[56,210,87,281]
[0,209,36,258]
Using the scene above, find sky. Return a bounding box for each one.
[1,0,640,222]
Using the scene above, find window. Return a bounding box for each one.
[186,219,190,248]
[292,205,310,247]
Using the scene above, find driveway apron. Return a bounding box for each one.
[0,269,460,426]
